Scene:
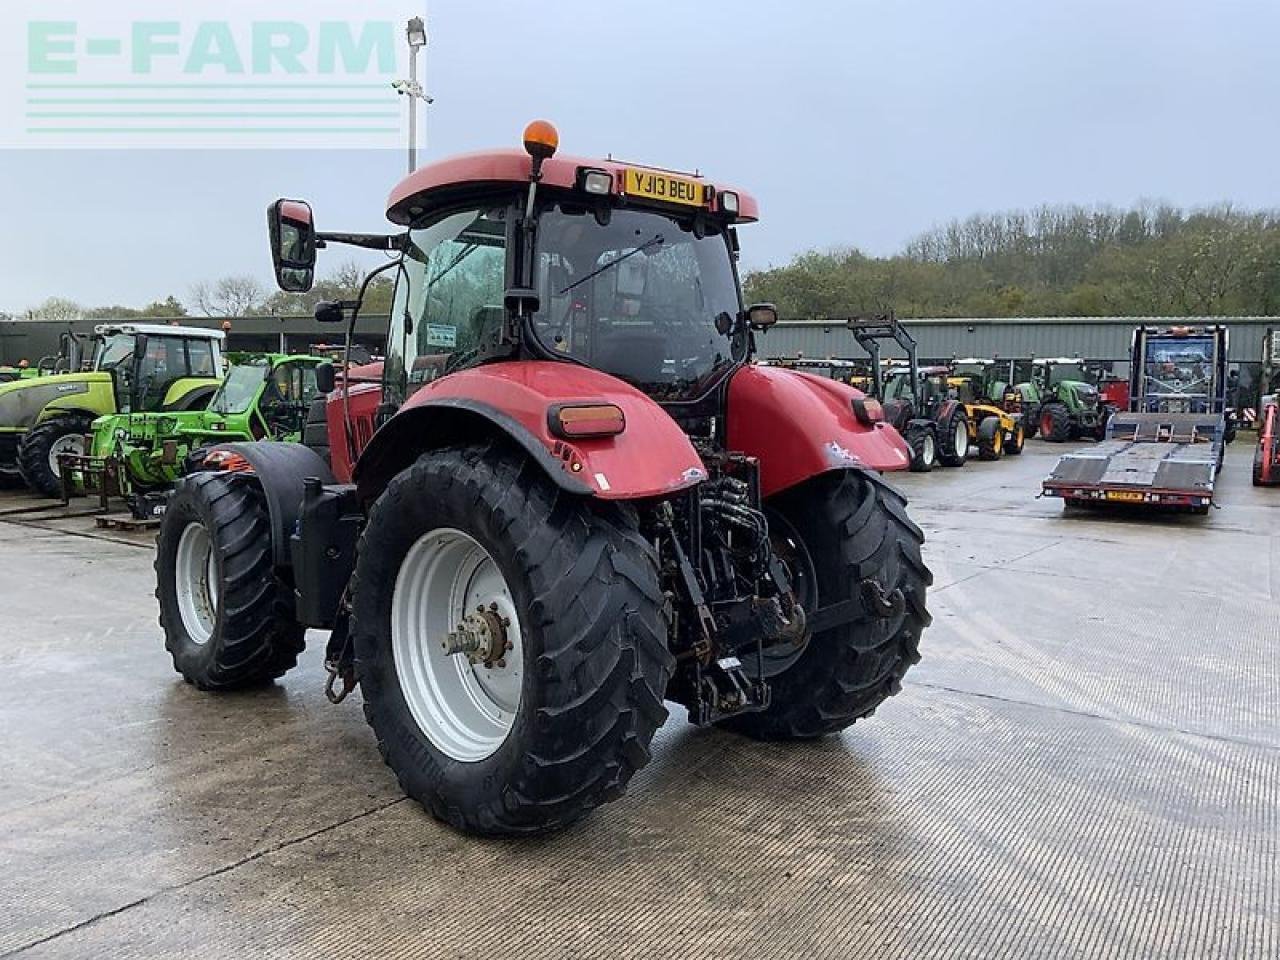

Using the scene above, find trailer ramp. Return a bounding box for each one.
[1043,413,1220,509]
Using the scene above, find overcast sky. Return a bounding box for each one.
[1,0,1277,314]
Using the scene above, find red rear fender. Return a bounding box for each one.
[726,365,911,497]
[354,361,705,501]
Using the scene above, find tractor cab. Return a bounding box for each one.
[951,358,1016,406]
[208,354,323,439]
[93,324,226,415]
[378,156,763,416]
[883,365,952,411]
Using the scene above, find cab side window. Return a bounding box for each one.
[386,207,509,405]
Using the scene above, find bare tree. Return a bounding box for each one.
[28,296,83,323]
[190,275,266,317]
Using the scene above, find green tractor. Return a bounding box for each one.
[1,324,226,497]
[1010,357,1114,442]
[63,353,324,516]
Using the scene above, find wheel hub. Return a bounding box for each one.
[442,603,512,668]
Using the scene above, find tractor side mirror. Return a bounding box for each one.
[314,362,336,395]
[746,303,778,331]
[267,198,316,293]
[314,300,345,324]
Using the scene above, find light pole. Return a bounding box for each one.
[400,16,429,175]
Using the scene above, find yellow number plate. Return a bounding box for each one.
[623,168,703,207]
[1105,490,1146,502]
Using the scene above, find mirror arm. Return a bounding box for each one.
[316,231,403,252]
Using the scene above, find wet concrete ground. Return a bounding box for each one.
[0,442,1275,959]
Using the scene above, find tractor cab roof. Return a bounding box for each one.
[386,147,759,226]
[94,323,225,341]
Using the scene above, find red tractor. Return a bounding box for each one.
[1255,329,1280,486]
[153,123,931,835]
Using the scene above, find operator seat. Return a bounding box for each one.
[593,331,666,386]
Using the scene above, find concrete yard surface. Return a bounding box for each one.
[0,442,1276,959]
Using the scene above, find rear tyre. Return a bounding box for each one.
[155,471,305,689]
[937,409,969,467]
[719,469,931,740]
[351,443,673,835]
[1022,404,1041,441]
[18,414,94,498]
[976,417,1004,461]
[1039,403,1072,442]
[1005,421,1025,455]
[907,427,935,473]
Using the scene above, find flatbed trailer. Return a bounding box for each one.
[1042,325,1228,514]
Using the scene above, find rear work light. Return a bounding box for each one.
[549,403,626,439]
[719,191,740,217]
[851,396,883,425]
[578,168,613,195]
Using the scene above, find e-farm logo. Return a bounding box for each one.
[1,1,419,148]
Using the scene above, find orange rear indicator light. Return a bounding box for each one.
[549,403,626,439]
[851,396,883,425]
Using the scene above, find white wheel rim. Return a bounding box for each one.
[391,528,523,763]
[923,434,936,465]
[954,421,968,457]
[48,433,85,478]
[175,521,218,645]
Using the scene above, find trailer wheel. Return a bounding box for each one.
[155,472,305,689]
[1254,444,1265,486]
[907,426,935,472]
[18,413,94,498]
[1005,421,1025,455]
[937,409,969,467]
[1039,403,1072,442]
[351,443,673,835]
[976,416,1004,460]
[719,468,931,740]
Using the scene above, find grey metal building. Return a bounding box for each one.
[759,316,1275,364]
[2,313,1274,380]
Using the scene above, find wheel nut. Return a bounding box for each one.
[496,658,506,668]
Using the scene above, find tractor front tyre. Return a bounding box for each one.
[155,472,305,689]
[350,443,674,835]
[18,414,94,498]
[907,426,935,473]
[719,468,931,740]
[937,409,970,467]
[1005,421,1026,455]
[976,417,1004,461]
[1039,403,1072,442]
